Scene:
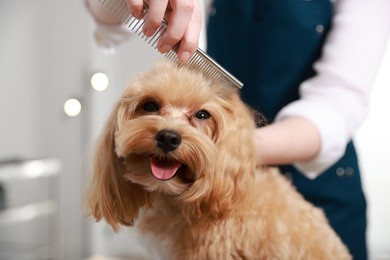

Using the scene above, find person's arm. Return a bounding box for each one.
[256,0,390,178]
[254,117,321,168]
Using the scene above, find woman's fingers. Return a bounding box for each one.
[143,0,170,37]
[127,0,202,63]
[126,0,144,19]
[175,0,201,62]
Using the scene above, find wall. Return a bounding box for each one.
[355,40,390,259]
[0,0,92,259]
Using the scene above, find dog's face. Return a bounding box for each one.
[86,61,258,230]
[114,62,223,196]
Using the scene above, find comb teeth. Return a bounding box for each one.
[98,0,244,98]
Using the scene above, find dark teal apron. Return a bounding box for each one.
[207,1,367,259]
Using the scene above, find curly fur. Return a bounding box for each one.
[86,60,351,259]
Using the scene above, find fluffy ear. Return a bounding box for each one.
[85,102,148,232]
[210,95,257,217]
[180,94,256,220]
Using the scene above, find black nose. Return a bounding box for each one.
[156,129,182,152]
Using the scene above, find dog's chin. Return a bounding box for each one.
[122,154,196,196]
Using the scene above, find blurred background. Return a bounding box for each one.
[0,1,389,259]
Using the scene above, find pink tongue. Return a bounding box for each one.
[150,158,182,180]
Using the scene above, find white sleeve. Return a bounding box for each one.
[84,0,134,54]
[93,22,134,54]
[275,0,390,179]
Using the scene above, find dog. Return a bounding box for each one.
[86,60,351,259]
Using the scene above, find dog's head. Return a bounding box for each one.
[86,61,259,231]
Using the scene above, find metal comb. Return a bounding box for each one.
[97,0,243,97]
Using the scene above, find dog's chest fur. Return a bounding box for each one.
[135,169,350,260]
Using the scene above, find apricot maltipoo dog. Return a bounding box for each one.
[86,61,351,259]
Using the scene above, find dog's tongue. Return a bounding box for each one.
[150,158,181,180]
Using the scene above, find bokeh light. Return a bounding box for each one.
[63,98,82,117]
[90,72,109,91]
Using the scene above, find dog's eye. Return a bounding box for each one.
[194,110,211,120]
[143,101,160,112]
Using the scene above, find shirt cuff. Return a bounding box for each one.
[275,100,349,179]
[93,23,134,54]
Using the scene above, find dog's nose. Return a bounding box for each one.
[156,129,182,152]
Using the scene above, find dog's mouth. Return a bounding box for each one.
[150,157,181,180]
[150,157,194,183]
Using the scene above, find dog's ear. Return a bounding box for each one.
[181,94,257,220]
[210,96,257,217]
[85,102,148,232]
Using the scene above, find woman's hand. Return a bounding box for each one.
[127,0,202,62]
